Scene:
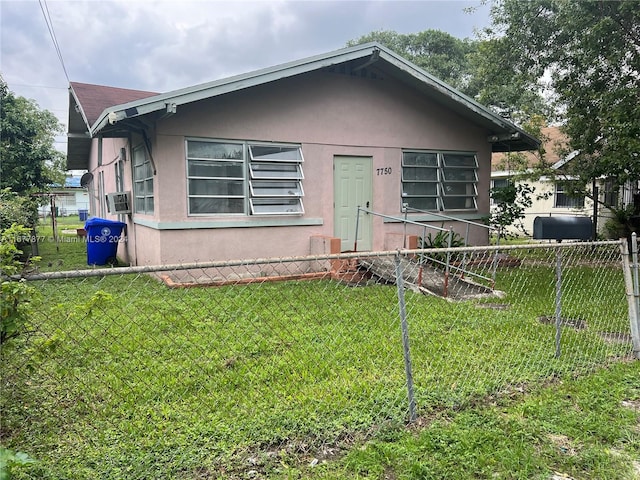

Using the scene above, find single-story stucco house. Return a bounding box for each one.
[67,42,539,267]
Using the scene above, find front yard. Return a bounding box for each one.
[1,235,638,479]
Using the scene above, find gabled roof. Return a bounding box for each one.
[68,83,158,169]
[551,149,580,170]
[68,42,540,169]
[70,82,158,128]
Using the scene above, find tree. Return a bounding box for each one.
[484,0,640,193]
[348,29,551,125]
[467,37,554,125]
[0,76,65,194]
[347,30,479,96]
[0,189,39,231]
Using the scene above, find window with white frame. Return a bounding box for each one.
[554,181,585,208]
[402,151,478,211]
[186,139,304,215]
[133,145,154,214]
[64,193,77,207]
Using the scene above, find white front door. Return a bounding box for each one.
[333,156,373,251]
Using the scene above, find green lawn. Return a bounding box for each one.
[33,216,99,271]
[308,360,640,480]
[1,240,637,479]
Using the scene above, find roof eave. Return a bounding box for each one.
[89,41,540,152]
[91,43,387,136]
[68,85,92,133]
[490,134,541,152]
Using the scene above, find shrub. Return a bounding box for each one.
[1,223,38,345]
[604,204,638,240]
[0,447,36,479]
[419,227,465,267]
[0,189,39,231]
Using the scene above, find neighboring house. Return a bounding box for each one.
[38,176,90,217]
[491,126,639,237]
[67,42,539,267]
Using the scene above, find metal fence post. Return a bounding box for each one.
[554,244,563,358]
[461,223,470,279]
[632,233,639,338]
[395,253,417,422]
[490,233,501,289]
[622,235,640,359]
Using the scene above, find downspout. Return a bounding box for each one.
[141,129,157,175]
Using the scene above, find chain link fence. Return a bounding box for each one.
[1,239,637,478]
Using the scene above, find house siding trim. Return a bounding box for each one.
[133,217,323,230]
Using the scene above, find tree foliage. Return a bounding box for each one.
[0,76,65,194]
[1,223,39,346]
[485,0,640,187]
[347,30,479,97]
[0,189,39,231]
[467,37,553,124]
[347,29,550,125]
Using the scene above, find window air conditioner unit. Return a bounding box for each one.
[107,191,131,214]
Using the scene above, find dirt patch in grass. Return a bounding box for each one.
[621,399,640,411]
[537,315,587,330]
[548,433,580,457]
[599,332,633,344]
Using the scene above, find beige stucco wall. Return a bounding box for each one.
[90,70,498,266]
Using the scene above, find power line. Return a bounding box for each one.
[39,0,70,84]
[8,82,68,91]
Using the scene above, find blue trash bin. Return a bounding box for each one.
[78,209,89,221]
[85,218,126,265]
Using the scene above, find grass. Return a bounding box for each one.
[305,360,640,480]
[31,215,104,271]
[1,238,638,479]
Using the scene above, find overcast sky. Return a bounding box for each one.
[1,0,492,154]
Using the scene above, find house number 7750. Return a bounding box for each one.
[376,167,392,175]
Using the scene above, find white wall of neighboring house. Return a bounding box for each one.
[491,125,639,239]
[490,172,638,238]
[491,171,594,237]
[39,190,90,217]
